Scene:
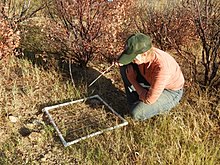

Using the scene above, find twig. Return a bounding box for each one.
[69,60,75,87]
[88,63,114,87]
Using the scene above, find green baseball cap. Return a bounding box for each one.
[118,33,152,65]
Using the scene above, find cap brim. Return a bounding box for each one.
[118,51,137,65]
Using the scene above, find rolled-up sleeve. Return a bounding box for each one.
[139,65,170,104]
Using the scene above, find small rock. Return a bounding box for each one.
[19,127,32,137]
[41,157,47,162]
[9,115,18,123]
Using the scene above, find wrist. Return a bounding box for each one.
[130,79,137,85]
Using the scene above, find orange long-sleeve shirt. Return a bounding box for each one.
[138,48,184,104]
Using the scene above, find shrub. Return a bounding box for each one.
[0,0,45,60]
[134,0,220,89]
[182,0,220,87]
[0,16,20,59]
[45,0,135,67]
[0,0,45,26]
[134,1,197,52]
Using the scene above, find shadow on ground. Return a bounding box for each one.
[21,51,129,117]
[14,51,130,146]
[60,61,129,117]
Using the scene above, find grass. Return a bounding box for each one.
[0,55,219,165]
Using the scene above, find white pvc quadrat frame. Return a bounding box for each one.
[42,95,128,147]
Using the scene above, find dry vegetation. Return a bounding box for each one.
[47,97,125,143]
[0,0,220,164]
[0,54,219,164]
[0,17,20,59]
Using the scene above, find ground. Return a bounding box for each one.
[0,56,219,164]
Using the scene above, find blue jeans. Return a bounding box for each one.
[120,64,183,121]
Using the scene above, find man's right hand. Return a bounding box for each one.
[112,60,124,67]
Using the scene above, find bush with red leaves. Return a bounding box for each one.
[0,17,20,59]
